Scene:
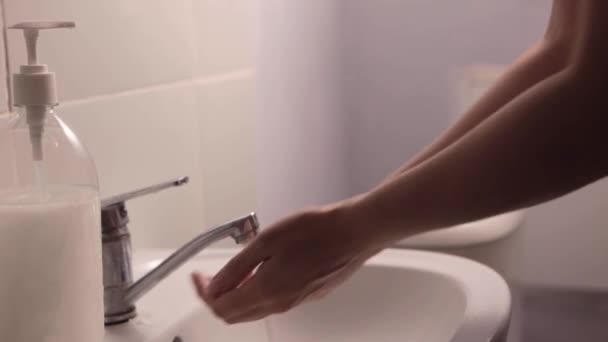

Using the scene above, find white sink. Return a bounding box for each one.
[105,249,511,342]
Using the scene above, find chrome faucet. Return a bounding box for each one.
[101,177,259,325]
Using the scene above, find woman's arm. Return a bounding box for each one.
[384,0,578,181]
[361,0,606,242]
[197,66,608,325]
[361,65,608,243]
[194,1,606,325]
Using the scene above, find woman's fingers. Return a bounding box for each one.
[192,272,212,303]
[207,236,271,298]
[194,270,268,322]
[204,257,294,321]
[224,305,270,324]
[194,208,378,325]
[209,276,268,320]
[222,280,336,323]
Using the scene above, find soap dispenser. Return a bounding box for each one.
[0,22,104,342]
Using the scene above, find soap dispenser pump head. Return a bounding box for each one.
[9,21,75,161]
[10,21,75,106]
[11,21,75,66]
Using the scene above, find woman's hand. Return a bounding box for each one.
[192,198,386,324]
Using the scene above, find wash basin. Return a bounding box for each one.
[105,248,511,342]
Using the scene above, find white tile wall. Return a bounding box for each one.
[193,0,256,76]
[5,0,198,101]
[1,0,258,248]
[59,86,205,248]
[197,77,257,227]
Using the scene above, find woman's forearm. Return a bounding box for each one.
[385,40,570,183]
[384,0,580,183]
[359,67,608,243]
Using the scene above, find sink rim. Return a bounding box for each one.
[368,249,511,342]
[112,248,510,342]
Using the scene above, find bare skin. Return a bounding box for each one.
[193,0,608,324]
[385,0,579,178]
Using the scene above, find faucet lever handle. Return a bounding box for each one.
[101,177,189,209]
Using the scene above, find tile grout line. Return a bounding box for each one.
[0,0,12,112]
[62,68,254,108]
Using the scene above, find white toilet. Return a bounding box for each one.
[396,210,525,277]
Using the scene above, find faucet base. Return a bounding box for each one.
[105,306,136,326]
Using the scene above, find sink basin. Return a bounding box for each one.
[105,249,511,342]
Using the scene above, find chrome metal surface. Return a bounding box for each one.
[101,177,189,209]
[124,213,259,305]
[100,177,259,325]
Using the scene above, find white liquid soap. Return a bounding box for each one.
[1,21,105,341]
[0,186,104,342]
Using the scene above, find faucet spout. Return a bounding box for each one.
[101,179,260,325]
[100,177,261,325]
[124,213,259,304]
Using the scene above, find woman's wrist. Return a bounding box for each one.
[328,191,402,249]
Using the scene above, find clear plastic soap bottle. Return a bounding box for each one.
[0,22,104,341]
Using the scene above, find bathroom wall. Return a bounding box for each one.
[0,0,259,248]
[255,0,349,223]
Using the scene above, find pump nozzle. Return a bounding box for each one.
[10,21,75,66]
[9,21,75,161]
